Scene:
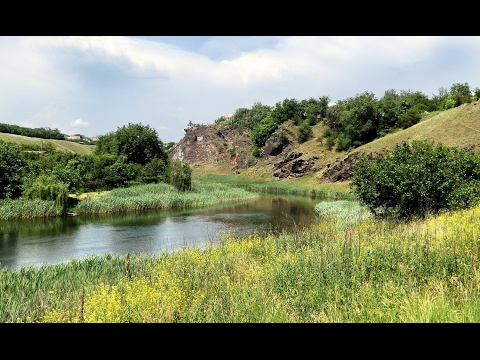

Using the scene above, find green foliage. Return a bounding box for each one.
[351,140,480,220]
[251,114,278,148]
[0,123,65,140]
[94,123,166,166]
[299,96,330,125]
[0,140,25,199]
[279,131,289,145]
[22,174,69,211]
[252,146,261,158]
[474,87,480,101]
[297,121,313,144]
[397,108,422,128]
[143,158,168,184]
[444,83,473,108]
[114,123,166,165]
[272,98,303,124]
[168,161,192,192]
[230,102,271,130]
[442,94,457,110]
[335,91,380,149]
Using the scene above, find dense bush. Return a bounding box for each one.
[251,114,278,148]
[350,140,480,220]
[297,121,313,144]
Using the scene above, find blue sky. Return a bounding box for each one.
[0,36,479,144]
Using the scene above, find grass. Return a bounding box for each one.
[72,181,260,214]
[0,133,94,155]
[193,173,354,199]
[3,199,480,322]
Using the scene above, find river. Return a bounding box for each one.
[0,194,323,270]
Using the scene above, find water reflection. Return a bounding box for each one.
[0,195,321,270]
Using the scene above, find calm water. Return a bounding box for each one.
[0,194,322,270]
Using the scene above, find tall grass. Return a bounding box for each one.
[4,201,480,322]
[193,173,355,199]
[314,200,372,226]
[0,198,62,220]
[72,182,259,214]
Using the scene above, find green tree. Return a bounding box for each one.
[143,158,168,183]
[0,140,25,199]
[444,82,472,108]
[271,98,302,124]
[335,91,380,150]
[114,123,166,165]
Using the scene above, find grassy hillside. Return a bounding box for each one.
[0,133,95,155]
[205,100,480,191]
[356,101,480,155]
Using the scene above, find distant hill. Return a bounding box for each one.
[172,101,480,188]
[0,132,95,155]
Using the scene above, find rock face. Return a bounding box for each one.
[168,123,257,171]
[168,122,363,182]
[272,151,321,179]
[315,152,380,184]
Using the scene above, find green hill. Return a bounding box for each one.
[0,133,95,155]
[191,100,480,192]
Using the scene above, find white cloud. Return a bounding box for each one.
[70,119,89,128]
[0,36,479,144]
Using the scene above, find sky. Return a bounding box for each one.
[0,36,479,144]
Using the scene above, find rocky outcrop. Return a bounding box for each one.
[168,123,257,171]
[315,151,379,183]
[263,128,294,158]
[272,151,321,179]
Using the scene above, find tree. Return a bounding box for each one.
[271,98,303,124]
[95,123,167,166]
[335,91,380,150]
[0,140,25,199]
[444,82,472,108]
[114,123,166,165]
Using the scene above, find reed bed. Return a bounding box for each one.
[3,201,479,322]
[0,198,62,220]
[314,200,372,226]
[72,182,259,214]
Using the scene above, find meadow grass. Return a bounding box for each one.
[4,200,480,322]
[193,173,355,200]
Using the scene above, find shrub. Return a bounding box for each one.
[297,122,313,144]
[167,161,192,192]
[397,108,421,128]
[350,140,480,220]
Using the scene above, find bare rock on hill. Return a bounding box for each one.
[272,151,321,179]
[168,123,257,171]
[263,127,294,158]
[315,151,380,183]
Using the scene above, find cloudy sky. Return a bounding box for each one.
[0,36,478,144]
